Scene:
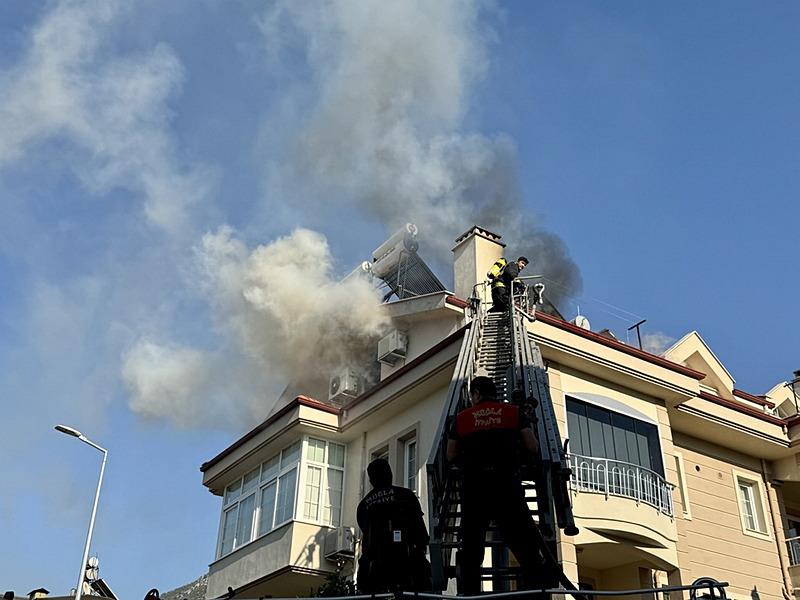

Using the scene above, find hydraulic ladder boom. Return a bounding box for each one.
[426,284,580,593]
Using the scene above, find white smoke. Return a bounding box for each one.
[198,227,389,382]
[641,331,675,356]
[0,0,212,232]
[122,339,212,427]
[262,0,581,300]
[122,227,389,426]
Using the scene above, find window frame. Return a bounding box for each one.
[673,451,692,520]
[404,437,418,493]
[215,440,302,559]
[298,437,347,527]
[732,469,770,539]
[564,395,666,477]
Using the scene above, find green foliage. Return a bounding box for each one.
[311,569,356,597]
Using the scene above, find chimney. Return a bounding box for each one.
[451,225,505,302]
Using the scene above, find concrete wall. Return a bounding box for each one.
[673,432,785,600]
[342,381,449,533]
[207,522,296,598]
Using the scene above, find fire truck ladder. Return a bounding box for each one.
[426,284,580,595]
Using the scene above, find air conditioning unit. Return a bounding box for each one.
[329,369,362,404]
[324,526,356,560]
[377,330,408,366]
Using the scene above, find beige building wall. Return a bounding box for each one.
[673,432,785,600]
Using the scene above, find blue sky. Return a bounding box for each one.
[1,1,798,598]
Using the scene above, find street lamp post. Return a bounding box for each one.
[55,425,108,600]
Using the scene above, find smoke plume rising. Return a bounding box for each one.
[123,228,389,426]
[123,0,582,426]
[263,0,582,302]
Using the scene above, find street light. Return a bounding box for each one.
[54,425,108,600]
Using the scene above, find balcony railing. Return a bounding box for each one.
[568,453,674,517]
[787,536,800,566]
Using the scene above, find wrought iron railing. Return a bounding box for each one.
[787,535,800,566]
[568,453,674,517]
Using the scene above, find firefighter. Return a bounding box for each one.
[356,458,431,593]
[489,256,528,313]
[446,376,543,596]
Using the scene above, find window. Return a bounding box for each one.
[566,397,664,476]
[372,446,389,462]
[218,466,259,556]
[217,441,301,559]
[673,452,691,519]
[302,438,346,526]
[735,475,767,535]
[404,438,418,492]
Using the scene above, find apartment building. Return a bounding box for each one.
[199,226,799,600]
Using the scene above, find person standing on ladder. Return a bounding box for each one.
[488,256,528,313]
[446,376,543,596]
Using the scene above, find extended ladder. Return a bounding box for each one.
[426,285,579,594]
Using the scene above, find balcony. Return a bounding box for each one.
[568,453,674,517]
[788,536,800,566]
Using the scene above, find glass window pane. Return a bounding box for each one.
[259,482,277,535]
[585,404,610,458]
[281,442,301,468]
[329,443,345,468]
[566,406,585,455]
[643,423,664,475]
[236,494,255,548]
[243,468,260,494]
[224,479,242,505]
[324,468,344,526]
[406,440,417,491]
[275,467,297,524]
[262,455,279,482]
[738,482,757,530]
[306,438,326,463]
[625,427,640,466]
[612,414,638,465]
[220,505,238,556]
[304,466,322,520]
[612,425,629,463]
[636,430,651,471]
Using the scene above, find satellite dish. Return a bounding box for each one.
[88,557,99,568]
[330,376,341,396]
[571,315,591,331]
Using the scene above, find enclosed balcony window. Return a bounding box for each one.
[566,396,673,515]
[216,441,300,559]
[215,437,346,559]
[566,397,664,476]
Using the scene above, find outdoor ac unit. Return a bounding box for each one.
[329,369,362,404]
[377,330,408,366]
[324,526,356,560]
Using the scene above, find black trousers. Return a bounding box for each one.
[491,285,509,312]
[459,473,544,596]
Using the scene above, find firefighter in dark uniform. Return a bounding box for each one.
[356,458,431,593]
[447,376,542,595]
[489,256,528,313]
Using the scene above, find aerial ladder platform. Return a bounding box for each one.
[426,282,580,595]
[424,281,729,599]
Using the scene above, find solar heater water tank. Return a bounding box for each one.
[371,223,419,278]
